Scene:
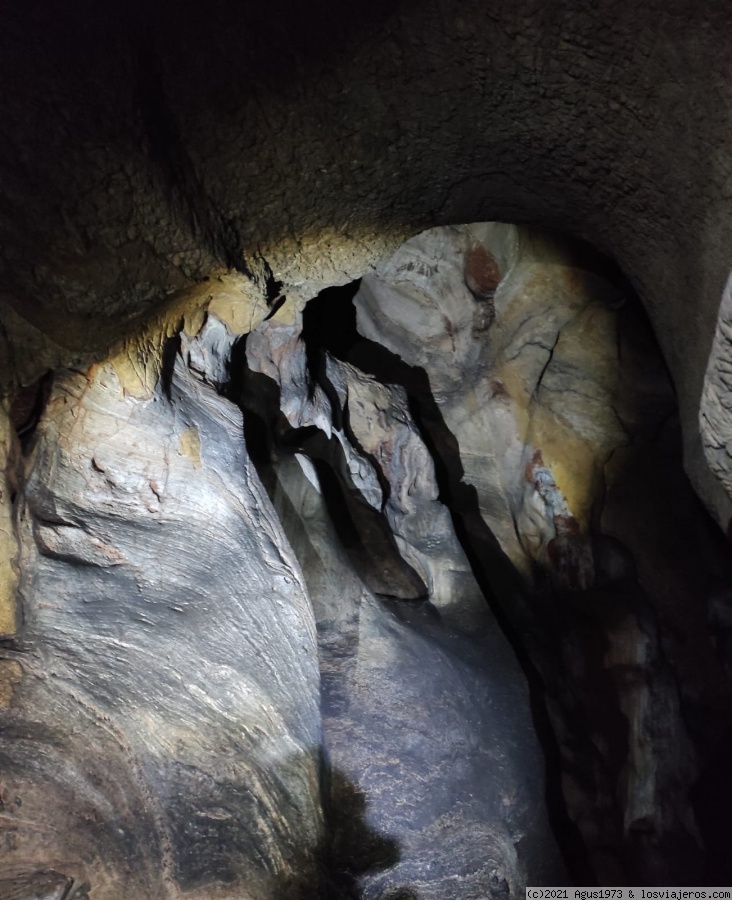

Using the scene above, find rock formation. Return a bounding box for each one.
[1,218,731,896]
[2,1,732,895]
[2,340,324,898]
[347,225,732,885]
[2,0,732,528]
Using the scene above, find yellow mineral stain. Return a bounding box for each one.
[106,272,269,400]
[0,406,18,637]
[496,274,622,531]
[528,405,600,530]
[207,276,269,334]
[530,305,620,527]
[179,426,202,468]
[106,283,207,400]
[0,659,22,707]
[108,334,166,400]
[497,355,599,528]
[0,567,17,636]
[491,247,622,534]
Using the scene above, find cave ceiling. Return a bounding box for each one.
[1,0,732,518]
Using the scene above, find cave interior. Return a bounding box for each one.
[2,2,732,898]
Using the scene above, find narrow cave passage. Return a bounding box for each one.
[300,273,593,887]
[236,222,732,891]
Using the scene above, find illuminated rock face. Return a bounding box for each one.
[1,224,732,897]
[354,225,640,591]
[3,0,732,891]
[241,299,565,896]
[1,346,323,899]
[350,226,732,884]
[268,455,564,900]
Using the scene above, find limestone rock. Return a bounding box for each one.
[268,445,565,898]
[243,308,420,599]
[1,0,732,528]
[0,334,323,898]
[2,216,731,893]
[233,300,567,892]
[350,223,727,883]
[322,355,487,628]
[701,272,732,527]
[355,224,627,590]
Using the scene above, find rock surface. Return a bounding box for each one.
[0,337,323,898]
[239,298,567,893]
[0,406,19,636]
[1,222,731,895]
[348,225,732,883]
[270,451,563,898]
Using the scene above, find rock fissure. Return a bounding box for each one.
[305,224,732,886]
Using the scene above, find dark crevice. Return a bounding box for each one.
[264,294,287,320]
[261,258,284,307]
[532,331,561,399]
[227,331,427,602]
[160,333,182,401]
[9,369,54,453]
[302,280,363,362]
[302,279,362,402]
[301,281,595,884]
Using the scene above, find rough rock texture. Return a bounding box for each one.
[2,219,732,896]
[0,336,323,898]
[0,292,569,898]
[701,273,732,524]
[238,299,566,893]
[268,443,564,898]
[0,406,20,636]
[354,225,638,588]
[345,225,732,884]
[322,355,484,618]
[4,0,732,888]
[1,0,732,527]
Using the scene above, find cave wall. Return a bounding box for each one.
[2,222,730,896]
[1,346,324,898]
[0,228,579,898]
[348,224,732,884]
[2,0,732,894]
